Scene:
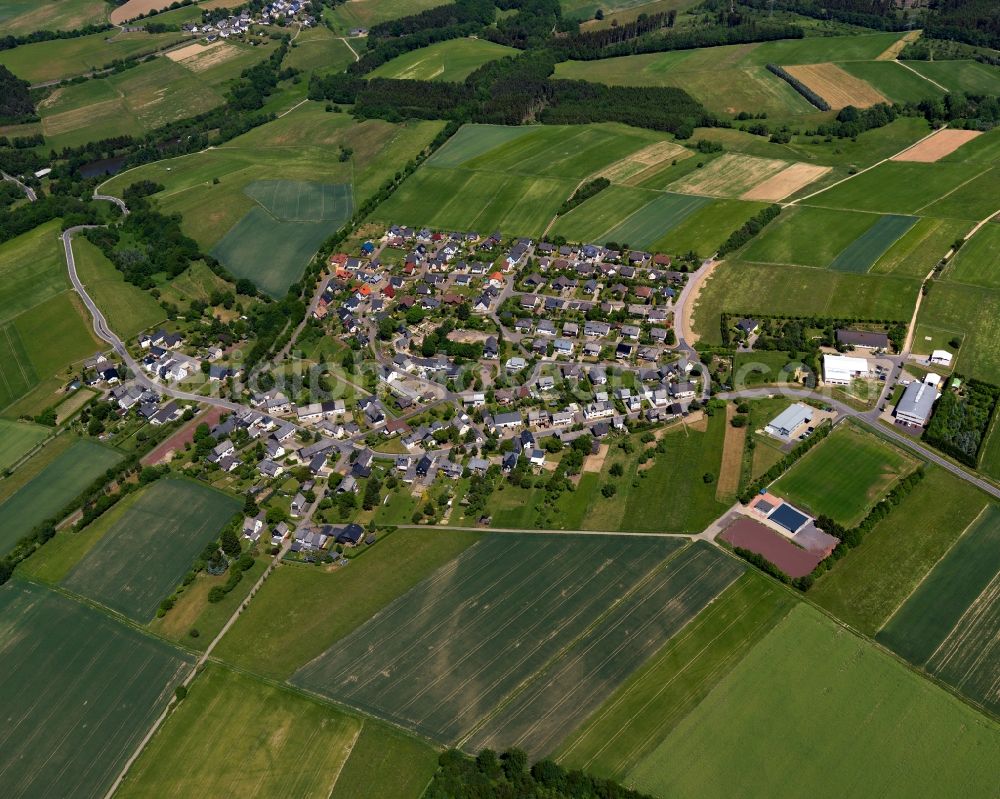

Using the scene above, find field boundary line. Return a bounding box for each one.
[913,167,992,215]
[895,59,949,92]
[324,719,363,798]
[455,543,693,750]
[924,560,1000,669]
[789,124,946,206]
[397,524,692,537]
[875,503,989,634]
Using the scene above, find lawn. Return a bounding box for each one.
[947,220,1000,290]
[0,419,48,472]
[691,261,920,345]
[741,205,880,268]
[0,438,122,555]
[629,603,1000,798]
[828,214,918,273]
[328,720,439,799]
[599,192,710,249]
[464,542,745,758]
[116,664,362,799]
[371,37,517,82]
[213,527,480,679]
[0,0,109,35]
[771,423,917,527]
[878,504,1000,715]
[0,580,191,799]
[809,465,989,635]
[556,571,796,779]
[0,29,188,83]
[732,350,800,388]
[73,237,165,338]
[914,280,1000,383]
[63,478,240,622]
[0,219,68,324]
[290,533,685,745]
[806,160,983,216]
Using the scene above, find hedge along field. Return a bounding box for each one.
[806,160,983,216]
[947,222,1000,290]
[0,581,191,799]
[650,198,768,258]
[771,423,918,527]
[464,543,746,758]
[116,664,364,799]
[878,505,1000,715]
[740,205,880,268]
[291,534,684,744]
[550,185,658,244]
[600,192,709,249]
[691,261,920,345]
[370,38,517,82]
[0,439,123,556]
[556,571,796,780]
[809,465,989,636]
[63,478,240,622]
[828,214,919,274]
[628,604,1000,799]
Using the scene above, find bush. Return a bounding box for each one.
[207,585,227,603]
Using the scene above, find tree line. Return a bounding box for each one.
[0,66,35,124]
[717,204,780,257]
[557,177,609,215]
[766,64,830,111]
[923,377,999,467]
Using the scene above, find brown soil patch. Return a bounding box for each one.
[111,0,175,23]
[142,406,224,465]
[891,128,983,163]
[720,517,823,578]
[166,41,217,62]
[716,405,745,500]
[599,140,692,184]
[180,43,242,72]
[876,29,921,61]
[741,163,831,202]
[784,63,887,110]
[685,412,708,433]
[446,329,489,344]
[583,443,609,473]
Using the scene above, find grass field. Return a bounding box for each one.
[0,219,68,324]
[291,533,686,744]
[669,154,786,198]
[878,504,1000,714]
[214,528,479,679]
[463,543,745,757]
[599,192,709,249]
[919,166,1000,221]
[628,603,1000,799]
[869,216,970,279]
[550,185,658,243]
[323,0,442,33]
[285,25,357,74]
[807,160,983,216]
[692,261,920,345]
[0,419,48,472]
[73,237,164,338]
[649,198,767,257]
[0,320,37,410]
[742,206,880,268]
[828,214,919,273]
[328,720,439,799]
[913,280,1000,384]
[63,478,240,622]
[947,221,1000,289]
[839,60,944,104]
[244,179,354,222]
[0,439,122,555]
[809,465,989,635]
[0,0,108,35]
[211,207,333,298]
[117,664,362,799]
[902,59,1000,96]
[371,37,516,82]
[0,29,188,83]
[425,124,537,168]
[771,423,917,527]
[0,580,191,799]
[556,571,795,779]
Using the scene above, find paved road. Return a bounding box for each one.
[2,170,37,201]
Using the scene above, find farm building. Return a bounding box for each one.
[836,329,889,350]
[765,403,814,440]
[929,349,953,367]
[895,376,940,427]
[770,503,810,534]
[822,354,870,385]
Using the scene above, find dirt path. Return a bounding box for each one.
[876,29,921,61]
[340,36,360,62]
[678,259,718,346]
[716,404,745,500]
[895,59,949,92]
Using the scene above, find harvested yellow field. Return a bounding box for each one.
[110,0,173,23]
[784,63,887,109]
[165,42,213,62]
[598,140,692,184]
[876,29,921,61]
[669,153,789,198]
[741,162,832,201]
[892,128,983,162]
[177,43,242,72]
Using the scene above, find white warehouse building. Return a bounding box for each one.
[823,354,870,385]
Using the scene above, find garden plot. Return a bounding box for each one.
[291,533,685,744]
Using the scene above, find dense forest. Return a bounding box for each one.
[924,0,1000,49]
[425,748,659,799]
[0,66,36,124]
